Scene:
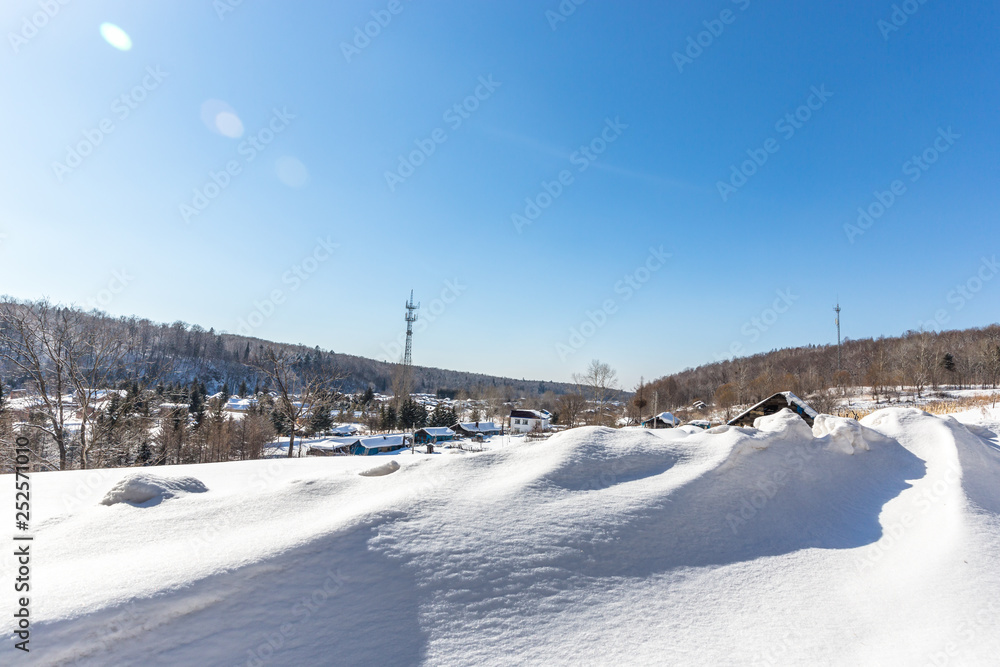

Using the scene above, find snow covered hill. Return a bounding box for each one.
[4,408,1000,665]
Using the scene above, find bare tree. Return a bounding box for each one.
[0,300,76,469]
[556,392,587,428]
[254,348,341,457]
[574,359,619,425]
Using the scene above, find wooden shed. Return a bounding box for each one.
[727,391,818,428]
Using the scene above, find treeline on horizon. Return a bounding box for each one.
[0,298,573,398]
[642,324,1000,415]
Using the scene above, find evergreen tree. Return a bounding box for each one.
[238,380,248,397]
[399,399,427,430]
[379,404,397,431]
[189,386,206,426]
[221,382,230,399]
[941,353,957,373]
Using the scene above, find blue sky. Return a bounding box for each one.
[1,0,997,388]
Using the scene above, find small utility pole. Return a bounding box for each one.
[834,302,842,371]
[653,391,658,429]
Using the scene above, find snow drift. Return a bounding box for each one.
[100,473,208,506]
[4,407,1000,665]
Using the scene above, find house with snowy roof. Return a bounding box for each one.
[509,409,550,433]
[307,434,409,456]
[727,391,818,428]
[413,426,456,444]
[451,421,502,438]
[641,412,681,429]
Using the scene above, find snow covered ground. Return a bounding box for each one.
[3,407,1000,665]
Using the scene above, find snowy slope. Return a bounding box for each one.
[3,408,1000,665]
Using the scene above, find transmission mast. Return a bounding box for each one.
[834,302,842,371]
[403,290,419,366]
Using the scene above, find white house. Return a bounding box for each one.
[509,409,550,434]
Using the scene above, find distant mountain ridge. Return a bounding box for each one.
[0,299,575,398]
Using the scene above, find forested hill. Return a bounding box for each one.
[645,324,1000,410]
[0,299,573,398]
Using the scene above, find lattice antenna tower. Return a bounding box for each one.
[404,290,419,366]
[834,302,842,371]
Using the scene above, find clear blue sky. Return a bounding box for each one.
[1,1,997,388]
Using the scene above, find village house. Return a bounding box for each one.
[308,434,409,456]
[728,391,818,427]
[641,412,681,429]
[508,409,550,434]
[451,421,502,438]
[414,426,455,445]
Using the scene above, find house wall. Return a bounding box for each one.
[510,417,549,433]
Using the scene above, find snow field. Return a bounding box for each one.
[2,407,999,665]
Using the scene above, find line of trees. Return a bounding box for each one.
[641,325,1000,415]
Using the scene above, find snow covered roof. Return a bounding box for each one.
[510,409,547,420]
[644,412,680,425]
[306,437,358,452]
[454,421,500,433]
[728,391,819,427]
[416,427,455,436]
[224,397,257,411]
[356,435,407,449]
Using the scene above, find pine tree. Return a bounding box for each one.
[238,380,248,397]
[379,404,397,431]
[399,399,427,430]
[941,353,957,373]
[189,387,206,426]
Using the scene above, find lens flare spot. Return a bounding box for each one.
[99,23,132,51]
[200,100,243,138]
[215,112,244,139]
[276,156,310,188]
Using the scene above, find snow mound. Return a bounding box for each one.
[100,473,208,506]
[752,407,814,440]
[359,460,401,477]
[540,426,682,491]
[812,414,871,454]
[20,408,1000,665]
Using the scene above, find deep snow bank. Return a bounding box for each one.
[5,408,1000,666]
